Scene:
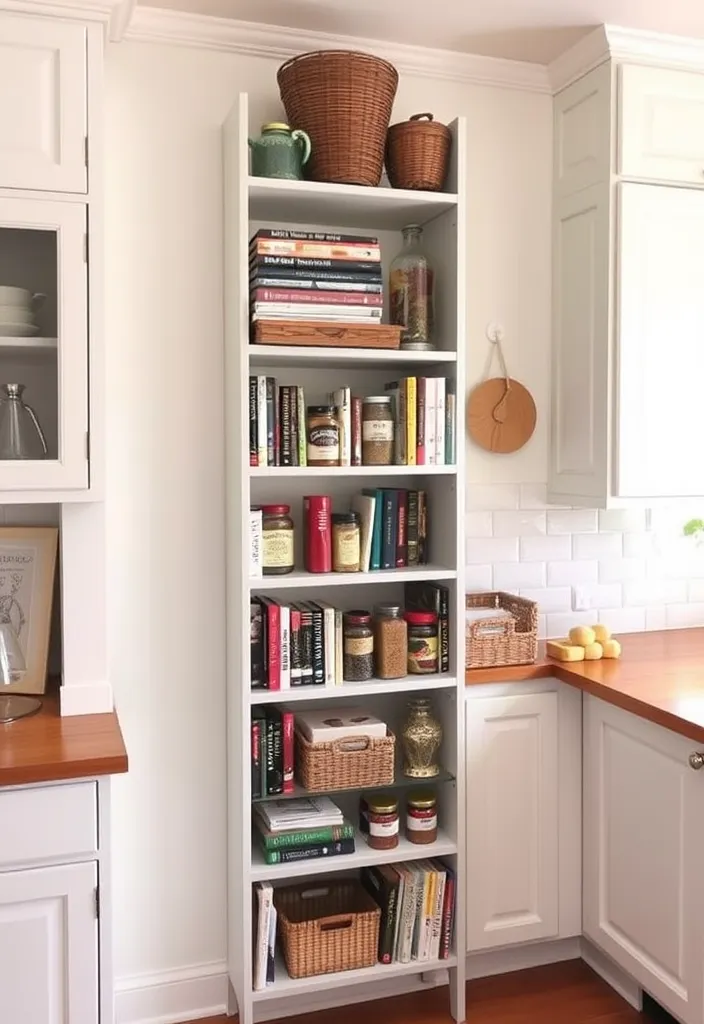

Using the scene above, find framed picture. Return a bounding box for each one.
[0,527,58,695]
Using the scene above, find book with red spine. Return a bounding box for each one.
[251,288,383,307]
[282,711,294,793]
[259,598,281,690]
[351,397,363,466]
[438,862,455,958]
[396,490,408,568]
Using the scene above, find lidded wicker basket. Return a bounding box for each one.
[277,50,398,186]
[385,113,451,191]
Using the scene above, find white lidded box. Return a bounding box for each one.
[295,707,387,743]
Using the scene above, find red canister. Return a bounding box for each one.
[304,495,332,573]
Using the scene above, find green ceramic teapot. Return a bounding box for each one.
[248,122,312,180]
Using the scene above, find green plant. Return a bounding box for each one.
[684,518,704,540]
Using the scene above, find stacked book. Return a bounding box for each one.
[385,376,456,466]
[253,881,277,990]
[253,796,355,865]
[250,229,384,325]
[361,860,455,964]
[251,705,294,798]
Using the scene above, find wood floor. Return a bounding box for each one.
[187,960,652,1024]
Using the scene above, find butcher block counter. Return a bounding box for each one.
[0,695,127,787]
[466,627,704,744]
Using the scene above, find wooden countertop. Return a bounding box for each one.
[466,628,704,744]
[0,696,128,787]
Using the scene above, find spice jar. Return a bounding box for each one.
[306,405,340,466]
[260,504,294,575]
[406,790,438,844]
[343,610,374,681]
[332,512,360,572]
[362,396,394,465]
[362,793,399,850]
[389,224,436,350]
[404,610,439,674]
[374,604,408,679]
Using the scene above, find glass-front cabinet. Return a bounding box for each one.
[0,196,88,492]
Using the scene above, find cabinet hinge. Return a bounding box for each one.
[85,432,90,461]
[83,233,88,263]
[84,136,89,168]
[94,886,100,919]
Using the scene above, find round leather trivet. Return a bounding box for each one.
[467,377,537,454]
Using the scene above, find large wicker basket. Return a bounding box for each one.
[277,50,398,186]
[275,881,381,979]
[465,592,538,670]
[295,728,395,792]
[385,113,451,191]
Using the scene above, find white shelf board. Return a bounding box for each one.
[251,465,456,479]
[249,674,458,704]
[248,177,460,231]
[250,566,457,591]
[250,828,457,882]
[248,345,458,369]
[0,337,57,357]
[252,952,458,1002]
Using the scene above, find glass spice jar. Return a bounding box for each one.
[306,405,340,466]
[389,224,436,350]
[332,512,360,572]
[362,396,394,465]
[404,610,439,674]
[343,610,374,682]
[406,790,438,845]
[373,604,408,679]
[260,504,294,575]
[363,793,399,850]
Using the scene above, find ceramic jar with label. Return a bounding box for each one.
[260,504,294,575]
[362,396,394,465]
[361,794,399,850]
[332,511,360,572]
[306,405,340,466]
[406,790,438,844]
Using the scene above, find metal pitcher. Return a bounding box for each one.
[0,384,47,460]
[248,122,311,180]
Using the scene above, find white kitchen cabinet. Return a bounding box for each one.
[583,695,704,1024]
[0,861,98,1024]
[0,195,88,492]
[0,13,86,194]
[619,64,704,185]
[465,682,582,951]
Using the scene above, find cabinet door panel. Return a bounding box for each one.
[554,62,611,198]
[616,183,704,497]
[0,862,98,1024]
[0,14,86,193]
[583,696,704,1024]
[620,64,704,185]
[466,691,558,950]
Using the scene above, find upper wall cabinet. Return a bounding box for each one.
[619,64,704,185]
[0,14,86,194]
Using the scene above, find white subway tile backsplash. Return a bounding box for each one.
[518,483,548,509]
[537,614,547,640]
[666,603,704,629]
[624,579,688,607]
[598,509,647,533]
[520,587,572,613]
[466,537,518,564]
[493,562,546,590]
[547,509,598,535]
[547,560,598,586]
[546,611,591,638]
[464,511,493,538]
[598,558,646,583]
[573,533,622,560]
[597,607,647,633]
[520,535,571,562]
[645,606,667,631]
[493,511,547,537]
[467,483,520,511]
[464,565,493,591]
[574,583,623,610]
[689,580,704,602]
[623,532,656,558]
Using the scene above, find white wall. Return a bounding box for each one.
[104,37,552,1007]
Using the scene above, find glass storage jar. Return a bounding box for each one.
[406,790,438,844]
[332,511,360,572]
[389,224,436,350]
[362,793,399,850]
[362,396,394,465]
[373,604,408,679]
[404,610,439,674]
[260,504,294,575]
[306,405,340,466]
[343,610,374,681]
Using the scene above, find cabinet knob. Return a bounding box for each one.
[689,752,704,770]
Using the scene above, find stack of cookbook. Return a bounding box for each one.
[253,796,355,866]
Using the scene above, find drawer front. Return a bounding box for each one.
[619,63,704,184]
[0,782,97,866]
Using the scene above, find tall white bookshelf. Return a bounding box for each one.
[224,93,467,1024]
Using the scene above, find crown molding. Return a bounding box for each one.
[108,0,135,40]
[125,6,551,93]
[548,26,609,93]
[0,0,115,20]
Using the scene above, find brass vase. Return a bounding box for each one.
[401,698,442,778]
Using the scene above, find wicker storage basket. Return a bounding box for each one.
[465,592,538,670]
[385,113,452,191]
[295,728,395,792]
[275,880,381,979]
[277,50,398,186]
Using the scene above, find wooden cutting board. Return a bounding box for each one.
[467,376,537,454]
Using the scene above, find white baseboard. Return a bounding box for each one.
[114,961,228,1024]
[466,936,581,979]
[580,937,643,1011]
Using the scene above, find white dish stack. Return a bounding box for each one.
[0,286,43,338]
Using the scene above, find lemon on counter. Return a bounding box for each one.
[569,626,596,647]
[602,638,622,659]
[592,624,612,645]
[583,641,604,660]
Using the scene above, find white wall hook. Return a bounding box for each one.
[486,322,505,344]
